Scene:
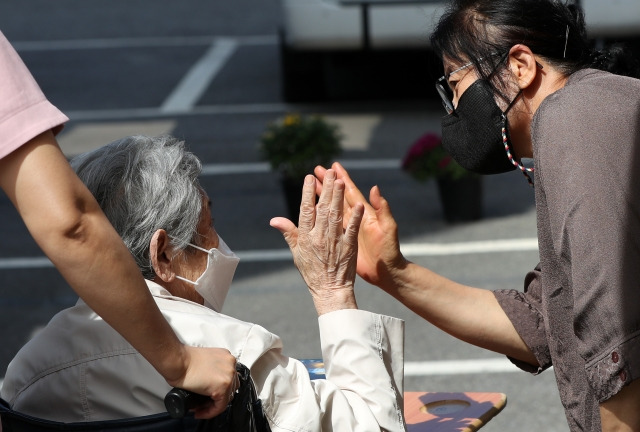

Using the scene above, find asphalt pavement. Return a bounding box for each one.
[0,2,569,430]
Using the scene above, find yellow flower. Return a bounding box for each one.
[283,114,300,127]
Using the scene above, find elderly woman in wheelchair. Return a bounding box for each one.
[1,135,405,432]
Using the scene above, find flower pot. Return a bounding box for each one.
[436,176,483,223]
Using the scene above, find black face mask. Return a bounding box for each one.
[441,79,517,175]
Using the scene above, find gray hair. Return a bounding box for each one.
[71,135,203,279]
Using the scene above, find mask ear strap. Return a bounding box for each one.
[504,89,522,114]
[174,274,198,286]
[186,243,211,254]
[501,113,535,187]
[168,235,211,254]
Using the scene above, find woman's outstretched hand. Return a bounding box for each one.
[314,162,409,293]
[270,169,364,315]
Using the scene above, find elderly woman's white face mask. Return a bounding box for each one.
[174,236,240,312]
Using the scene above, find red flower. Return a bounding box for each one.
[402,132,471,181]
[402,133,442,169]
[438,155,453,169]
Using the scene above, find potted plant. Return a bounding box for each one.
[260,113,343,220]
[402,133,482,222]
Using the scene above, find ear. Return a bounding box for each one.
[507,44,540,90]
[149,229,175,283]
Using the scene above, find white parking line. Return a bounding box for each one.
[199,159,400,175]
[161,39,238,114]
[0,257,53,269]
[12,35,276,51]
[0,359,522,386]
[63,103,293,121]
[0,238,537,270]
[401,238,539,256]
[237,238,538,261]
[405,358,521,376]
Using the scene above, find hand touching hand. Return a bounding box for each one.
[270,169,364,315]
[314,162,409,292]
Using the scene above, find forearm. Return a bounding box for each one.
[600,379,640,431]
[0,133,187,383]
[387,261,537,365]
[56,210,188,382]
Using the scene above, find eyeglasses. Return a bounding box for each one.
[435,53,510,114]
[435,61,475,114]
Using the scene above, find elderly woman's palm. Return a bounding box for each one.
[270,170,364,315]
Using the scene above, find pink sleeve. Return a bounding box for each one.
[0,31,69,160]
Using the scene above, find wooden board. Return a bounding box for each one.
[404,391,507,432]
[300,359,507,431]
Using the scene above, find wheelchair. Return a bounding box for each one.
[0,398,198,432]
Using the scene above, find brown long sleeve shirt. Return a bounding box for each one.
[495,69,640,431]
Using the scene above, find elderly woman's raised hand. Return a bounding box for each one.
[270,169,364,315]
[314,162,409,294]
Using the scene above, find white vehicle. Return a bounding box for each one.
[582,0,640,38]
[281,0,446,51]
[279,0,640,101]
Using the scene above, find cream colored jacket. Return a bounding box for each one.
[2,280,405,431]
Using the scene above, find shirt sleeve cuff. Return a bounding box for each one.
[585,330,640,402]
[494,289,552,373]
[0,99,68,160]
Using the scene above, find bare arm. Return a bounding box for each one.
[600,379,640,431]
[0,131,236,418]
[314,162,537,365]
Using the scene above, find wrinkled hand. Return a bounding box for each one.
[270,170,364,315]
[314,162,408,292]
[169,346,239,419]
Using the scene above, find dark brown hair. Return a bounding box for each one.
[431,0,640,99]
